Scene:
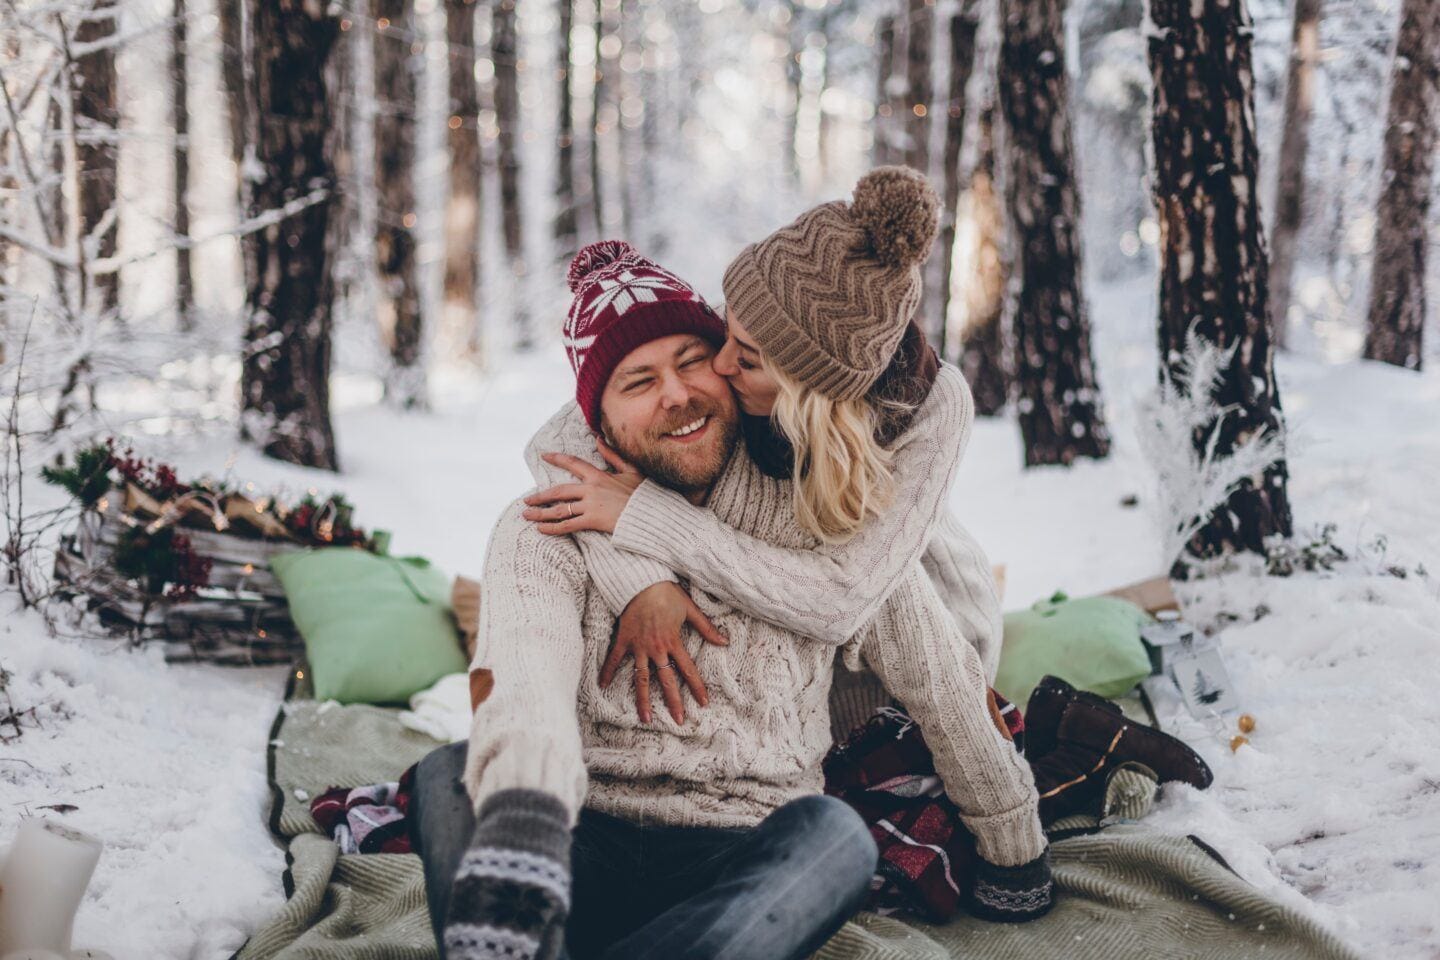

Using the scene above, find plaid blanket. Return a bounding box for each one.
[310,764,418,855]
[823,696,1026,922]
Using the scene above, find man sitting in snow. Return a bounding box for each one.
[408,242,1052,960]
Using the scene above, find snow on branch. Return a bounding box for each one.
[89,186,329,276]
[1135,325,1287,567]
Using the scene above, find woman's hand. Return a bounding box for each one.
[601,582,729,724]
[522,439,642,535]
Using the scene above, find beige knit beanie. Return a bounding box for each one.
[722,166,941,401]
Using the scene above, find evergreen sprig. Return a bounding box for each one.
[40,441,115,507]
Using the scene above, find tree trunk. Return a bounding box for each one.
[172,0,193,330]
[905,0,933,175]
[780,0,801,183]
[615,0,637,239]
[591,0,608,233]
[960,104,1009,416]
[2,31,22,311]
[445,0,483,354]
[554,0,579,259]
[997,0,1110,467]
[1268,0,1323,348]
[75,0,120,317]
[1363,0,1439,371]
[873,16,896,166]
[936,0,982,358]
[45,96,68,308]
[219,0,258,293]
[1149,0,1294,559]
[818,12,836,178]
[639,3,667,254]
[492,0,530,347]
[906,0,936,329]
[329,11,354,309]
[374,0,426,408]
[239,0,340,471]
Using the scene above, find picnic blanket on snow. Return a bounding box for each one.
[235,674,1363,960]
[233,673,439,960]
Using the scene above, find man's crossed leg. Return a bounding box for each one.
[410,742,878,960]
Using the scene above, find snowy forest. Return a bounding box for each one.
[1,0,1438,956]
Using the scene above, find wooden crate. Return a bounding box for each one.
[52,500,306,666]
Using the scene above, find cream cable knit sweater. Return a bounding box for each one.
[469,447,1046,867]
[523,363,1005,680]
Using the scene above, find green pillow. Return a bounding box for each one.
[270,547,467,705]
[994,592,1152,709]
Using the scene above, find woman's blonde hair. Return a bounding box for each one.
[769,363,911,544]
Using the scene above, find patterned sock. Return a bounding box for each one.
[444,789,572,960]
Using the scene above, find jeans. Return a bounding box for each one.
[409,742,878,960]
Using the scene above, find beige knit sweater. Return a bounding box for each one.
[523,363,1006,681]
[470,446,1045,867]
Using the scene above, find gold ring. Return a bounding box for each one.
[567,502,575,518]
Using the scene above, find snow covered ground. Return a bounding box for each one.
[3,282,1438,958]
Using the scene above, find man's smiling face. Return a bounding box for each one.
[598,334,739,497]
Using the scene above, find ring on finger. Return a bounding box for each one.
[655,658,677,671]
[566,502,575,518]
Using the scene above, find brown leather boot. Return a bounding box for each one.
[1023,675,1124,761]
[1028,700,1213,825]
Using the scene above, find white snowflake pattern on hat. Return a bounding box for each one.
[589,269,692,318]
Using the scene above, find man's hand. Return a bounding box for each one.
[523,440,642,536]
[601,582,728,724]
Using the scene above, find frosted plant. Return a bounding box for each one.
[1134,326,1287,568]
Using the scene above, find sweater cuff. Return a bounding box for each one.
[463,726,588,828]
[581,534,678,615]
[961,801,1048,868]
[613,479,698,564]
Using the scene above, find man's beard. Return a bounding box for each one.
[604,398,739,496]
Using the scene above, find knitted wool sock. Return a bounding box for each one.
[445,789,572,960]
[970,849,1055,924]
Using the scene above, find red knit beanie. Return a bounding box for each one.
[564,240,727,432]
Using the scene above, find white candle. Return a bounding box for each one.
[0,820,103,954]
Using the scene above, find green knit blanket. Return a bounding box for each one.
[235,681,1361,960]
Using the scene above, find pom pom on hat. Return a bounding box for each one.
[567,239,638,292]
[849,166,941,268]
